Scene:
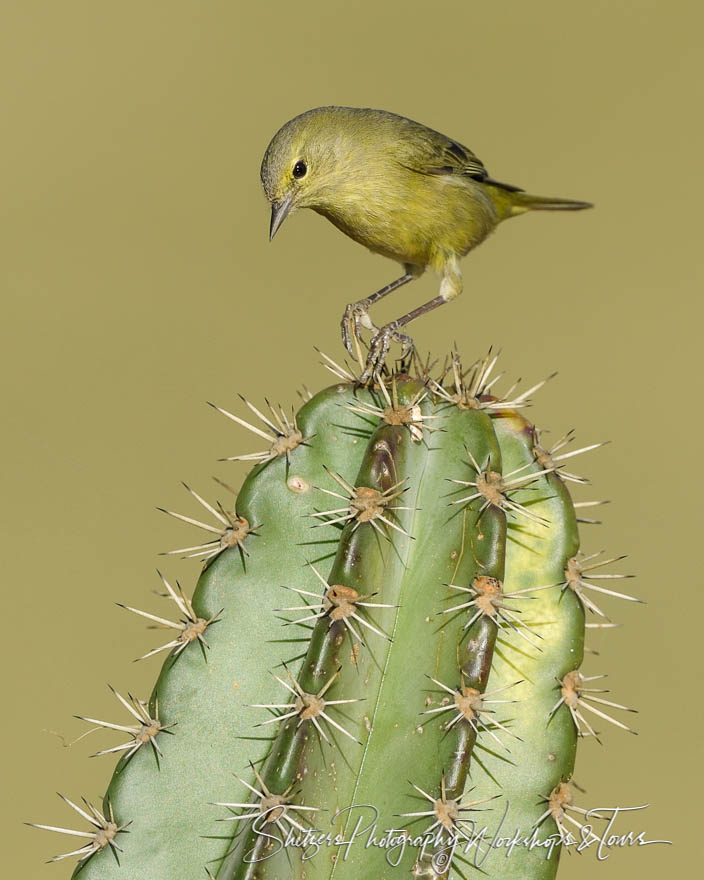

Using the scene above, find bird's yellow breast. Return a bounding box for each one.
[313,164,500,273]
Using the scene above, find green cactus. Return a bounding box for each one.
[30,349,640,879]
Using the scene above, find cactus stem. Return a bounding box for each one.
[27,795,129,864]
[117,572,222,661]
[62,354,610,879]
[158,484,256,562]
[515,552,641,618]
[532,782,602,844]
[75,686,173,760]
[209,396,306,463]
[422,676,522,749]
[551,670,638,740]
[398,777,499,837]
[250,667,364,745]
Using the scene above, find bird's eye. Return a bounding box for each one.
[292,160,307,179]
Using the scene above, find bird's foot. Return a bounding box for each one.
[359,322,415,383]
[341,299,378,359]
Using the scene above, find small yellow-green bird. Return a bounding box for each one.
[261,107,592,380]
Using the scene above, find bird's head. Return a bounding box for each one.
[260,107,351,241]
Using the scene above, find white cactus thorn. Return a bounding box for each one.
[398,774,500,838]
[158,482,257,562]
[550,669,638,741]
[573,499,611,525]
[209,393,307,463]
[344,374,438,441]
[532,781,603,844]
[310,467,415,538]
[316,347,363,383]
[514,551,641,619]
[213,762,321,839]
[431,347,555,412]
[75,685,173,759]
[450,447,553,526]
[442,575,542,649]
[249,666,364,745]
[532,427,609,485]
[421,675,522,750]
[279,562,394,643]
[407,348,441,385]
[117,570,222,661]
[27,794,130,864]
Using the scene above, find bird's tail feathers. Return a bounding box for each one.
[509,192,593,215]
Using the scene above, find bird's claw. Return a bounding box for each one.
[341,304,415,383]
[359,322,415,383]
[341,299,377,359]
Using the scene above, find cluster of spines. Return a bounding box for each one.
[30,348,642,878]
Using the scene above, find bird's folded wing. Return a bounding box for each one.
[393,125,523,192]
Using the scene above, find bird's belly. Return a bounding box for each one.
[316,205,431,266]
[315,179,498,269]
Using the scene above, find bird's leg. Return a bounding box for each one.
[360,297,445,382]
[341,269,418,358]
[360,259,462,383]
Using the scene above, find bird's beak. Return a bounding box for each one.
[269,194,293,241]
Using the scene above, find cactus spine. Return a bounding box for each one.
[31,351,639,879]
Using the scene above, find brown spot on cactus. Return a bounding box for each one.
[422,675,521,750]
[27,795,129,864]
[117,571,222,661]
[158,482,258,563]
[214,765,321,838]
[75,686,173,760]
[552,669,638,740]
[533,781,604,844]
[443,575,543,647]
[310,467,414,537]
[450,446,556,526]
[531,426,609,485]
[519,550,641,618]
[209,394,307,464]
[431,347,556,413]
[279,562,394,642]
[345,374,437,441]
[399,775,500,836]
[287,474,310,493]
[250,667,363,745]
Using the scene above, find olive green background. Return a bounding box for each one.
[2,1,699,876]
